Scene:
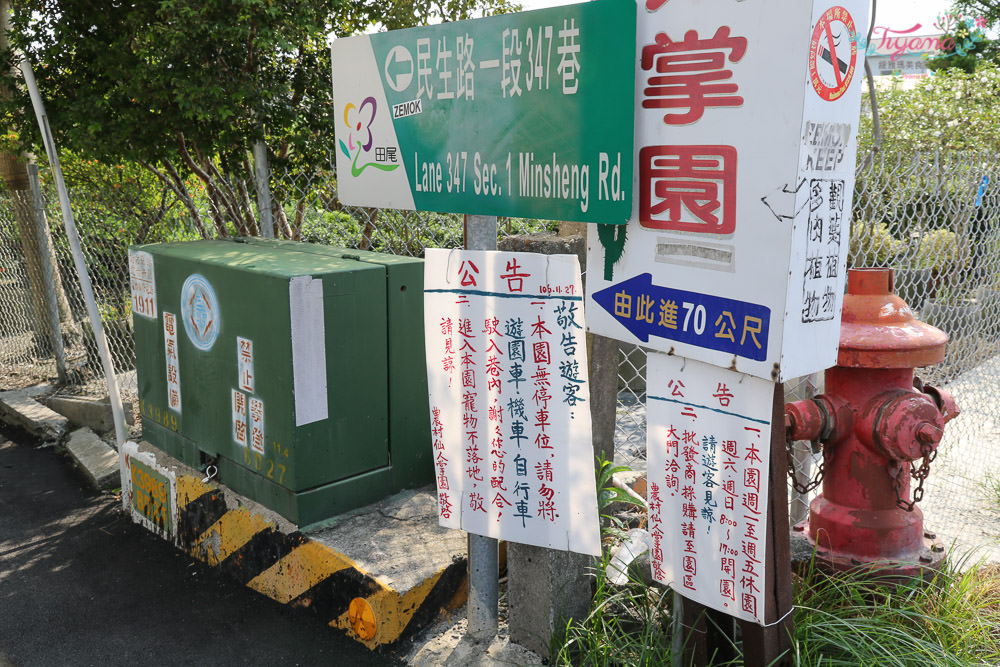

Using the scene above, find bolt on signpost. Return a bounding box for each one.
[584,0,871,664]
[331,0,636,648]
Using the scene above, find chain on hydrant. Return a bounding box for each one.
[783,268,959,578]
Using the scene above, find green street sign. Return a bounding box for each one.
[332,0,636,223]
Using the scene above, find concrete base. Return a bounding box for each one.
[44,395,134,434]
[66,427,120,488]
[0,388,68,442]
[120,439,468,650]
[506,542,593,658]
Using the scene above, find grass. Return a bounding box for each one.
[983,471,1000,509]
[791,554,1000,666]
[551,548,1000,666]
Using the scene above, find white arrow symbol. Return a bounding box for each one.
[384,45,414,92]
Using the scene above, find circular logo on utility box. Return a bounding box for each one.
[808,6,858,101]
[180,273,220,351]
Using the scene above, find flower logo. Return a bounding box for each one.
[339,96,399,177]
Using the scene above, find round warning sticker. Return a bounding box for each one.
[808,6,858,102]
[180,273,220,351]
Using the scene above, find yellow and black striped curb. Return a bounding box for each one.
[121,441,467,649]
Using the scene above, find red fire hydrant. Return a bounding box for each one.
[785,268,959,577]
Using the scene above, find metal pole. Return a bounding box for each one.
[253,141,274,239]
[26,163,66,383]
[464,213,498,641]
[20,59,127,446]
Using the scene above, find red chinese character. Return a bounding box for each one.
[741,592,757,617]
[458,260,480,287]
[532,341,551,364]
[439,492,453,518]
[720,579,735,601]
[640,145,737,234]
[530,315,551,338]
[535,460,553,482]
[640,27,747,125]
[537,499,556,521]
[499,258,531,292]
[713,382,734,406]
[469,492,485,512]
[721,439,738,457]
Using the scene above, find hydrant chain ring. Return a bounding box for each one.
[892,443,936,512]
[785,436,827,495]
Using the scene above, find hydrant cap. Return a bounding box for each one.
[839,268,948,368]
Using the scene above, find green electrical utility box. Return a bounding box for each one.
[129,238,431,526]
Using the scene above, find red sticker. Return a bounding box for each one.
[808,6,858,101]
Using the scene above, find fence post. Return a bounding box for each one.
[26,163,66,382]
[253,140,274,239]
[20,58,127,445]
[464,213,499,642]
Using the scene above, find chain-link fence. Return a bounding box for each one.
[0,148,998,559]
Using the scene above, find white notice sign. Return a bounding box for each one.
[424,249,600,556]
[646,352,773,624]
[237,336,254,393]
[586,0,871,381]
[163,312,181,412]
[128,249,157,320]
[249,397,265,455]
[232,389,248,447]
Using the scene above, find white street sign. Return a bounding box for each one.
[587,0,871,381]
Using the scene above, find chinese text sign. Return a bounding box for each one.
[646,352,774,624]
[424,248,600,556]
[332,0,636,223]
[586,0,870,381]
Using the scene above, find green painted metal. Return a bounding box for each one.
[132,239,432,525]
[333,0,636,223]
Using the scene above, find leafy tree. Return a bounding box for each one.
[859,62,1000,153]
[926,11,997,73]
[0,0,517,239]
[952,0,1000,28]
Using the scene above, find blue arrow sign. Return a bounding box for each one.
[591,273,771,361]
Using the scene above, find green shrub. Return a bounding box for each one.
[850,222,900,268]
[913,229,967,273]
